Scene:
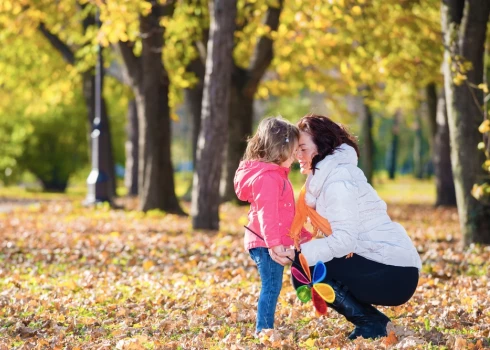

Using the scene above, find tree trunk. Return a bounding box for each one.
[192,0,237,229]
[426,83,438,140]
[137,9,183,214]
[181,54,206,201]
[442,0,490,244]
[359,100,374,184]
[413,112,424,179]
[118,3,184,214]
[388,111,400,180]
[426,83,438,179]
[82,71,116,199]
[182,74,204,201]
[125,99,138,196]
[185,28,209,173]
[219,1,284,202]
[434,89,457,206]
[220,72,254,202]
[185,64,205,171]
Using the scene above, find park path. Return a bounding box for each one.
[0,198,40,213]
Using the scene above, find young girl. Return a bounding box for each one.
[234,116,311,334]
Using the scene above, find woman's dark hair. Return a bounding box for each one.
[297,114,359,174]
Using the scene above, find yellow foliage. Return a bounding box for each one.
[478,120,490,134]
[478,83,489,93]
[351,5,362,16]
[452,73,466,85]
[304,337,316,347]
[257,85,269,99]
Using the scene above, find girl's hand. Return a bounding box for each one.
[269,245,295,266]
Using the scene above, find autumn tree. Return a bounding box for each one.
[441,0,490,244]
[40,7,117,198]
[191,0,237,229]
[163,0,284,202]
[0,1,118,195]
[432,89,457,206]
[258,0,442,184]
[124,99,139,196]
[99,1,184,214]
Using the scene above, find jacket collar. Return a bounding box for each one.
[305,144,358,207]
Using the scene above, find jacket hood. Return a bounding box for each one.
[234,161,290,201]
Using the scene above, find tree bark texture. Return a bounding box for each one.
[413,112,424,179]
[388,111,400,180]
[434,89,457,206]
[184,58,206,170]
[191,0,237,229]
[359,100,374,184]
[442,0,490,244]
[118,2,184,214]
[124,99,139,196]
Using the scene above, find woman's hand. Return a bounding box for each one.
[269,245,295,266]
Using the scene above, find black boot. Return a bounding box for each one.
[327,280,389,340]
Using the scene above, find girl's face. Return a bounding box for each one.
[296,131,318,174]
[280,141,298,168]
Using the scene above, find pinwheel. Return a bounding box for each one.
[291,253,335,315]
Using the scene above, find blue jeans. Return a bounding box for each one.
[249,248,284,332]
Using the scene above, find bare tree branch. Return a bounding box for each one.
[38,23,75,65]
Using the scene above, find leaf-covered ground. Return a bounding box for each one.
[0,193,489,349]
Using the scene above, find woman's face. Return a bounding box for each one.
[296,131,318,174]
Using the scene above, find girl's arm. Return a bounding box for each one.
[252,173,283,248]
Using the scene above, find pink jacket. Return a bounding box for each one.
[234,160,312,250]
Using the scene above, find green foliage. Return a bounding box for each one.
[104,76,132,166]
[17,93,88,192]
[164,0,208,109]
[263,94,313,122]
[0,118,31,185]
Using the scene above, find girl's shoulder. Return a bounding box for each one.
[254,168,284,185]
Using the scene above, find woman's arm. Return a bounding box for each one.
[300,179,359,265]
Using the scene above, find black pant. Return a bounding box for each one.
[292,254,419,306]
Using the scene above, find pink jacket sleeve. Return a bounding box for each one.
[252,173,282,248]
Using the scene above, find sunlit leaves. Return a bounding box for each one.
[0,193,488,348]
[261,0,442,117]
[98,0,146,46]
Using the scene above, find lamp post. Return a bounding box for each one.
[85,7,110,205]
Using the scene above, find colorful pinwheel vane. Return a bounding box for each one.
[292,253,336,315]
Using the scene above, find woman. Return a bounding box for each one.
[282,114,421,340]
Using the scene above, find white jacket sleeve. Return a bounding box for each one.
[300,179,359,266]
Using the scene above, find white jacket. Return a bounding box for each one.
[300,144,422,270]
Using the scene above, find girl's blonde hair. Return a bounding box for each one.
[243,116,299,164]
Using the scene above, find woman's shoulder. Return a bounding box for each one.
[325,164,358,184]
